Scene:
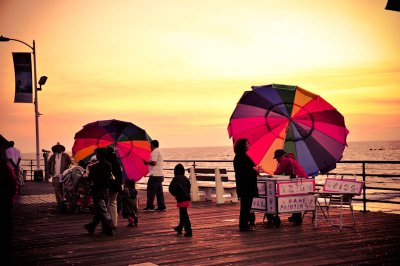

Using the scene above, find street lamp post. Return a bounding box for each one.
[0,35,44,178]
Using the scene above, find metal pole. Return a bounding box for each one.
[32,40,41,170]
[0,36,42,172]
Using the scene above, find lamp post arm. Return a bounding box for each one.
[7,37,34,51]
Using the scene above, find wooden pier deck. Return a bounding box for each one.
[11,181,400,265]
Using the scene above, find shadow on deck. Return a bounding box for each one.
[11,181,400,265]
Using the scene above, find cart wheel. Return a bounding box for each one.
[272,216,281,227]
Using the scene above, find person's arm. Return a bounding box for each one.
[143,159,156,166]
[168,178,177,196]
[143,150,157,166]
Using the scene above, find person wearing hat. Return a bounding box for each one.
[273,149,308,225]
[273,149,308,178]
[47,142,71,212]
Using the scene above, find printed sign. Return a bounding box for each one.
[257,181,266,196]
[277,179,315,197]
[251,197,266,211]
[323,178,364,195]
[13,52,33,103]
[266,180,277,213]
[278,195,316,212]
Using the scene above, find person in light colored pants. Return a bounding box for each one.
[106,147,122,230]
[108,191,118,228]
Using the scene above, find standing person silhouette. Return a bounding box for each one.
[47,142,71,212]
[84,147,114,236]
[142,140,166,211]
[5,141,21,177]
[233,138,259,232]
[6,141,21,193]
[169,163,192,237]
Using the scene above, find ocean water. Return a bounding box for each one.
[22,140,400,213]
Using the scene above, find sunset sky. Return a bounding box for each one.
[1,0,399,153]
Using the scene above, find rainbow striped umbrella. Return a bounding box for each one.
[228,84,349,176]
[72,119,152,181]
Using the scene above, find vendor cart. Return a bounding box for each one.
[251,175,316,227]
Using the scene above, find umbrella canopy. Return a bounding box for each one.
[228,84,349,176]
[72,119,152,181]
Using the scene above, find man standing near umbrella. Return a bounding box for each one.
[273,149,308,225]
[142,140,166,212]
[6,141,21,177]
[47,142,71,212]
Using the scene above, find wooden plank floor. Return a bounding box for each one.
[11,181,400,266]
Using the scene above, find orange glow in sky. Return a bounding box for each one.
[1,0,399,153]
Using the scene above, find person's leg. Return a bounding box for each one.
[85,193,101,234]
[239,196,249,230]
[174,207,184,234]
[249,211,256,226]
[154,176,166,210]
[239,196,253,231]
[90,191,113,235]
[182,207,192,237]
[52,176,64,211]
[145,176,156,209]
[107,191,118,228]
[133,197,139,225]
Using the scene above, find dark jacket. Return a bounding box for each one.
[274,153,308,178]
[88,160,112,193]
[169,174,191,203]
[47,152,71,176]
[233,152,259,198]
[107,154,122,193]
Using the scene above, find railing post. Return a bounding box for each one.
[362,162,368,212]
[30,160,34,181]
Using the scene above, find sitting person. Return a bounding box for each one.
[273,149,308,225]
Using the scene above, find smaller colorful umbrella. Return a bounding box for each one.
[72,119,152,181]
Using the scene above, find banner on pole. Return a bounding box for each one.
[12,52,33,103]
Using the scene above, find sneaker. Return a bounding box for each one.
[184,231,192,237]
[84,223,95,235]
[142,207,154,212]
[155,207,166,212]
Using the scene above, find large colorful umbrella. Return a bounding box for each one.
[72,119,152,181]
[228,84,349,176]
